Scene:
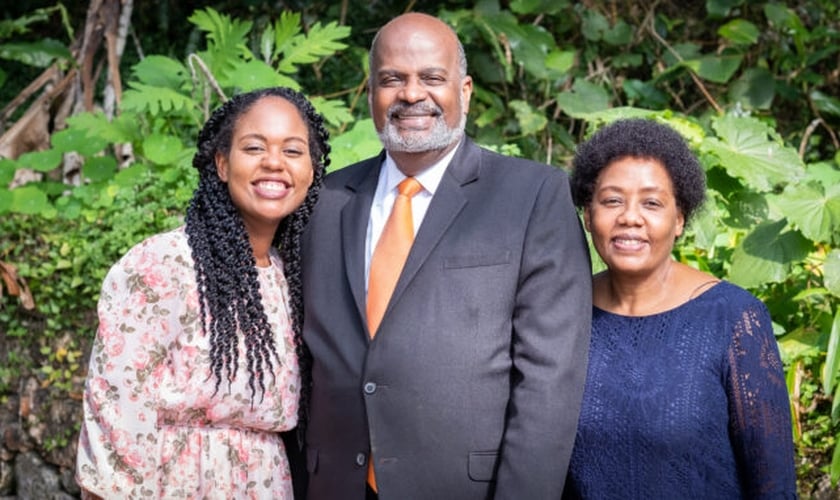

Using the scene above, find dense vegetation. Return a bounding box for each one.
[1,1,838,495]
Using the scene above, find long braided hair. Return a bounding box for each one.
[184,87,329,410]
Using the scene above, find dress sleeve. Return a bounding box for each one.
[725,296,797,498]
[76,246,180,496]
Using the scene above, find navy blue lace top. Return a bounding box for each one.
[565,281,797,499]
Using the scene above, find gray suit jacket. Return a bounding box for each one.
[301,138,592,499]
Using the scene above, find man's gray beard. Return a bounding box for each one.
[377,112,466,153]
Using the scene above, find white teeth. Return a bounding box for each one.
[615,238,643,245]
[257,181,286,192]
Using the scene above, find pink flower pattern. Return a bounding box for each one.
[76,227,299,499]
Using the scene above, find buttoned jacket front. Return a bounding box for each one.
[301,138,592,499]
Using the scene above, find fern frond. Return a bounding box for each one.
[309,96,353,128]
[276,20,350,74]
[122,83,196,116]
[189,7,252,55]
[273,11,302,63]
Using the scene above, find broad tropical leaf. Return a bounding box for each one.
[557,80,610,118]
[770,181,840,244]
[729,219,812,287]
[702,114,805,192]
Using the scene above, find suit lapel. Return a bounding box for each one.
[340,152,385,331]
[388,139,481,310]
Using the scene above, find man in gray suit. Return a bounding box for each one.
[301,12,592,499]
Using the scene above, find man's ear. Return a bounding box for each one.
[460,75,473,116]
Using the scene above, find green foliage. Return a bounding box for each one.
[0,6,357,412]
[0,3,73,90]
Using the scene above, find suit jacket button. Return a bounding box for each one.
[355,453,367,467]
[363,382,377,394]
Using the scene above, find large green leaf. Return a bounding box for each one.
[728,219,812,287]
[10,185,51,215]
[16,150,61,173]
[825,250,840,298]
[143,134,185,166]
[223,59,299,91]
[770,181,840,243]
[81,156,117,183]
[544,49,575,76]
[702,114,805,191]
[130,55,189,89]
[717,19,759,45]
[0,39,71,67]
[479,12,555,81]
[683,52,743,84]
[557,80,610,118]
[51,127,108,156]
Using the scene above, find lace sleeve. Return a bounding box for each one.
[726,298,797,499]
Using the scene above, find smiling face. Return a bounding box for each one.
[584,156,685,278]
[368,13,472,172]
[215,96,314,238]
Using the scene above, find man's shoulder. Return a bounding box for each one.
[472,143,569,181]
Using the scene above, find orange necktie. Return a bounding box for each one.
[366,176,422,337]
[365,176,421,492]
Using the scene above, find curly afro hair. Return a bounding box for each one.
[184,86,329,411]
[570,118,706,224]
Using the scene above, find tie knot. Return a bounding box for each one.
[398,177,422,198]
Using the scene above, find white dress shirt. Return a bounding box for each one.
[364,145,459,290]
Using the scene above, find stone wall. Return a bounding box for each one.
[1,321,87,500]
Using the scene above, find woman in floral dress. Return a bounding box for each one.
[76,87,330,499]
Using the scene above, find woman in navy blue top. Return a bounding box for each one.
[565,119,797,499]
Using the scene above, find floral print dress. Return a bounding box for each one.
[76,227,299,499]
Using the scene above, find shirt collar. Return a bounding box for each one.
[381,140,461,196]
